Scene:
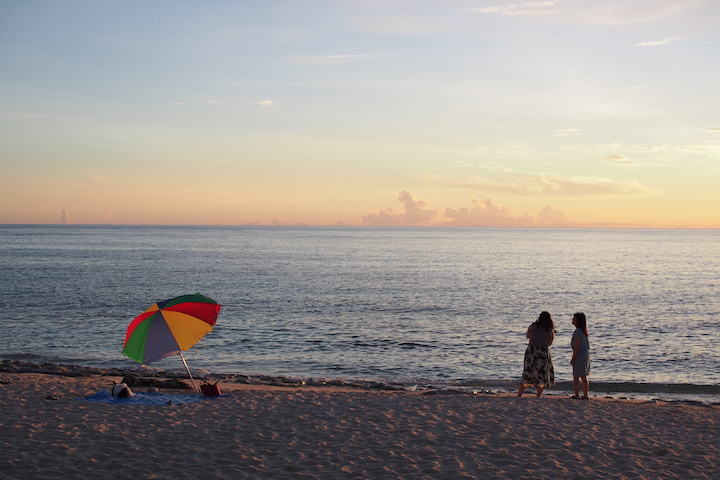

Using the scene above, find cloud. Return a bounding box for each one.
[562,142,719,159]
[442,196,573,227]
[433,169,661,198]
[636,37,685,47]
[679,144,720,153]
[582,1,700,25]
[462,1,558,16]
[206,100,220,104]
[600,154,637,165]
[256,100,274,107]
[60,209,70,225]
[443,196,527,227]
[536,205,571,226]
[106,211,117,225]
[363,190,438,226]
[462,1,708,27]
[363,191,575,228]
[169,102,182,106]
[553,128,580,137]
[698,127,720,132]
[362,207,403,226]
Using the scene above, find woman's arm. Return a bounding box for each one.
[571,334,579,365]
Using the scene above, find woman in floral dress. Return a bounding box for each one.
[517,311,556,397]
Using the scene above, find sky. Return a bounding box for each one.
[1,0,719,228]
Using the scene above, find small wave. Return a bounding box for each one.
[560,381,720,396]
[398,342,435,349]
[0,353,44,361]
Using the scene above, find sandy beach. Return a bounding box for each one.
[1,370,719,479]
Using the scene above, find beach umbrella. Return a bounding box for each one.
[122,293,222,392]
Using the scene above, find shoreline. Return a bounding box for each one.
[1,368,719,478]
[2,359,719,407]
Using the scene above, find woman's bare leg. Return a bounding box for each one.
[536,386,545,397]
[517,385,526,397]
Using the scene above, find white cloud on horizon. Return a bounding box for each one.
[363,190,438,226]
[536,205,572,226]
[364,192,575,227]
[443,196,537,227]
[256,100,274,107]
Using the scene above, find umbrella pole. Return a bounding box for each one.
[178,352,199,393]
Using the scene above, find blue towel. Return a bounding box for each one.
[78,390,226,405]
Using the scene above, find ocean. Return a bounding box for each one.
[1,225,718,401]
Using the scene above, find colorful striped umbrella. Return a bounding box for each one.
[122,293,222,391]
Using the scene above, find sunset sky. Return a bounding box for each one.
[1,1,719,227]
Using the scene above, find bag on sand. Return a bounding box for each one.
[201,381,221,397]
[111,382,134,398]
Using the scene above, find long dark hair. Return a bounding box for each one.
[574,312,589,337]
[536,311,555,332]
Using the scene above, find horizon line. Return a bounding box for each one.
[1,224,719,231]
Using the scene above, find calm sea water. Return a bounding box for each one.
[1,226,718,394]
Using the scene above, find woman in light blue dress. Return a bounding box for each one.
[570,312,590,399]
